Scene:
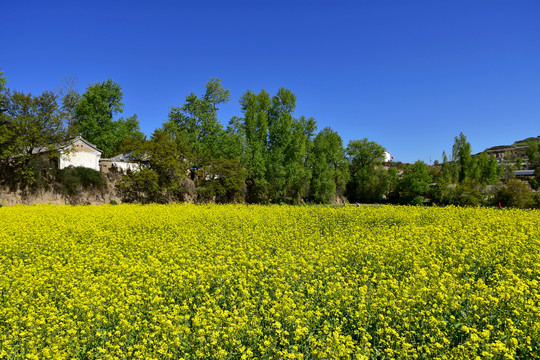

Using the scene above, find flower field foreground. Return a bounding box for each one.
[0,204,539,359]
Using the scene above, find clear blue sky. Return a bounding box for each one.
[2,0,539,163]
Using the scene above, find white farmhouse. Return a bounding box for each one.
[57,136,102,171]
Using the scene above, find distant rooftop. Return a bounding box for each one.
[515,170,535,176]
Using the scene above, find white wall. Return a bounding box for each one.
[59,149,101,171]
[111,161,141,172]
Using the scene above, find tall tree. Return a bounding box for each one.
[113,114,145,154]
[221,116,245,160]
[239,89,271,202]
[238,88,312,203]
[440,150,452,183]
[346,138,386,202]
[283,117,311,203]
[164,78,229,164]
[203,78,231,113]
[0,68,8,116]
[0,68,7,96]
[297,115,317,164]
[310,127,349,203]
[74,79,124,157]
[2,91,63,157]
[266,88,297,202]
[452,132,472,183]
[74,79,142,157]
[476,152,500,184]
[0,68,9,140]
[0,69,6,92]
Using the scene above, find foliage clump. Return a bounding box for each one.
[57,166,107,196]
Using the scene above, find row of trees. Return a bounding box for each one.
[116,78,539,208]
[115,79,434,205]
[118,82,352,204]
[1,69,539,207]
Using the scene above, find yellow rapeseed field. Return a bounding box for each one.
[0,204,539,359]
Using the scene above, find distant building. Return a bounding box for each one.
[384,150,392,162]
[100,153,142,173]
[32,136,102,171]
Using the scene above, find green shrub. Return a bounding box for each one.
[429,181,456,206]
[494,178,534,209]
[454,180,485,207]
[58,167,107,196]
[397,161,432,205]
[529,178,538,191]
[116,169,162,204]
[532,192,540,209]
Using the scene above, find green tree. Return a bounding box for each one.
[74,79,123,153]
[74,79,141,157]
[116,169,161,204]
[310,127,349,203]
[282,116,312,203]
[116,130,188,204]
[203,78,231,113]
[294,115,318,202]
[385,167,400,203]
[452,132,472,183]
[346,138,386,202]
[526,141,539,166]
[239,89,271,203]
[237,88,314,204]
[164,78,229,164]
[0,69,10,162]
[266,88,297,202]
[221,116,245,161]
[196,157,247,203]
[0,68,6,92]
[62,89,80,135]
[398,160,432,205]
[0,69,10,151]
[468,157,481,182]
[534,166,540,190]
[476,152,501,184]
[113,114,145,154]
[0,68,7,114]
[0,90,65,187]
[299,115,317,164]
[439,150,453,183]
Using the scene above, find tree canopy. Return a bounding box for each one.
[74,79,142,157]
[346,138,387,202]
[0,90,64,187]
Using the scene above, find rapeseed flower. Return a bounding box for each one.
[0,204,538,358]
